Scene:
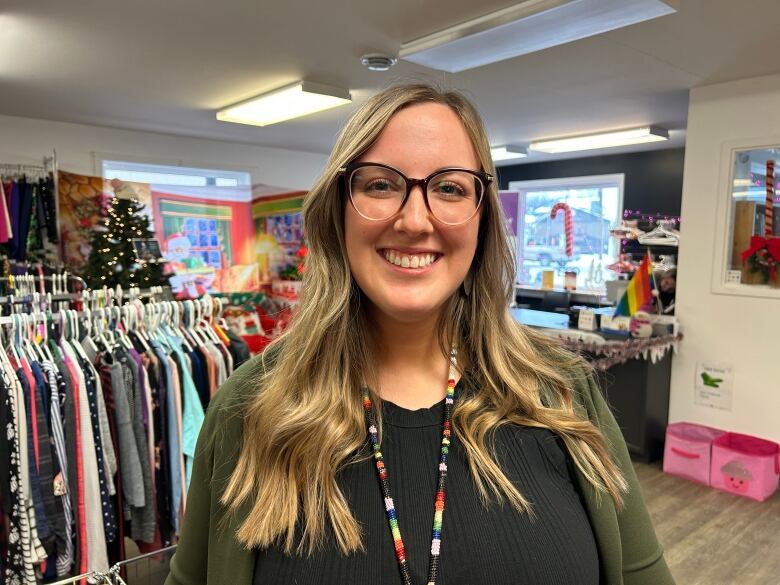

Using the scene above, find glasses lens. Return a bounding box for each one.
[427,170,484,225]
[349,165,406,220]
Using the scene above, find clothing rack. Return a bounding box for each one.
[0,154,56,179]
[0,150,61,255]
[0,281,247,584]
[47,545,178,585]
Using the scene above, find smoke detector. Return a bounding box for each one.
[360,53,398,72]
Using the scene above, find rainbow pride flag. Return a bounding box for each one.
[614,252,654,316]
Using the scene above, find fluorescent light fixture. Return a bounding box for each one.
[399,0,678,72]
[217,81,351,127]
[529,126,669,154]
[491,145,528,161]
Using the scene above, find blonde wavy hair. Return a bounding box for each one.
[223,83,627,555]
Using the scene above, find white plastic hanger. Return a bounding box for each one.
[638,219,680,246]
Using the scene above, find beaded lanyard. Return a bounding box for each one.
[362,352,457,585]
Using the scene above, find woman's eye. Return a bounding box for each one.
[366,180,392,191]
[435,181,465,196]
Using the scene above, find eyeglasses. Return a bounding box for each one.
[339,162,492,226]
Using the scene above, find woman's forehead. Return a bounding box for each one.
[358,103,479,173]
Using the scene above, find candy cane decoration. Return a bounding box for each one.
[551,202,574,257]
[766,160,775,237]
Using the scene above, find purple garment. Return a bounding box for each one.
[8,181,20,258]
[0,182,11,243]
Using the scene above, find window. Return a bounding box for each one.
[725,147,779,287]
[506,174,624,291]
[102,160,250,191]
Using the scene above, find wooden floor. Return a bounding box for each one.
[635,462,780,585]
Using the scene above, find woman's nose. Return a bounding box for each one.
[393,186,434,235]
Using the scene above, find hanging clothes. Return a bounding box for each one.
[0,295,246,583]
[0,171,58,264]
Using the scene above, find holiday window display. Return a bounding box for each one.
[83,195,170,289]
[59,171,262,294]
[550,202,574,257]
[251,191,306,282]
[152,193,259,296]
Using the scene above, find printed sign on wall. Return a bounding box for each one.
[694,362,734,411]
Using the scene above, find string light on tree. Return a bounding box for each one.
[83,193,170,289]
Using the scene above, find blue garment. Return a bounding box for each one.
[76,353,118,542]
[16,367,51,541]
[187,349,209,410]
[168,338,205,488]
[13,179,34,261]
[150,340,183,534]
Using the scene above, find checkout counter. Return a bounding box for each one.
[511,304,680,463]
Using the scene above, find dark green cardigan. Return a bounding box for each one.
[165,356,676,585]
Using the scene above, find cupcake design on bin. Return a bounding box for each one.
[721,459,753,494]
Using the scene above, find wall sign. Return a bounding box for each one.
[694,362,734,411]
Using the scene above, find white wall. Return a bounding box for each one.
[671,74,780,443]
[0,114,328,191]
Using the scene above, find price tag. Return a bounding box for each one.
[578,309,597,331]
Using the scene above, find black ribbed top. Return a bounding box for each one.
[254,391,599,585]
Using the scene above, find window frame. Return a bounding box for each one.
[507,173,625,292]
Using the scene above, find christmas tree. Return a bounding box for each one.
[83,195,170,289]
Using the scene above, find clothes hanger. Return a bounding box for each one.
[23,312,47,364]
[112,305,134,350]
[37,311,56,364]
[0,320,15,372]
[174,301,196,352]
[8,314,23,365]
[187,300,211,347]
[637,219,680,246]
[79,305,101,357]
[129,300,152,353]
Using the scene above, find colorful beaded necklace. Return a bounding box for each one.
[362,353,457,585]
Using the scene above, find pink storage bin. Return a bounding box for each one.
[663,422,725,485]
[710,433,780,502]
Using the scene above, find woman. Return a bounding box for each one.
[166,84,675,585]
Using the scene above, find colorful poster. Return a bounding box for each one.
[251,192,306,282]
[151,192,258,296]
[59,171,303,294]
[58,173,155,271]
[58,171,112,270]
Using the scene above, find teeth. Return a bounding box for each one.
[382,250,437,269]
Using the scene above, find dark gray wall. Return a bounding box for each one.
[496,147,686,216]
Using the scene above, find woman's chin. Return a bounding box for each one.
[372,299,445,324]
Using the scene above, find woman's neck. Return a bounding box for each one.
[370,309,452,410]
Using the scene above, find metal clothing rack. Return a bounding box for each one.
[0,153,56,179]
[0,280,178,583]
[47,545,177,585]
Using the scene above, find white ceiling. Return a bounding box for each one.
[1,0,779,164]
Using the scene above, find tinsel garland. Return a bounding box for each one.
[556,334,683,370]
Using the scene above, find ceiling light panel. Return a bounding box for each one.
[217,81,351,127]
[400,0,678,73]
[529,126,669,153]
[491,145,528,161]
